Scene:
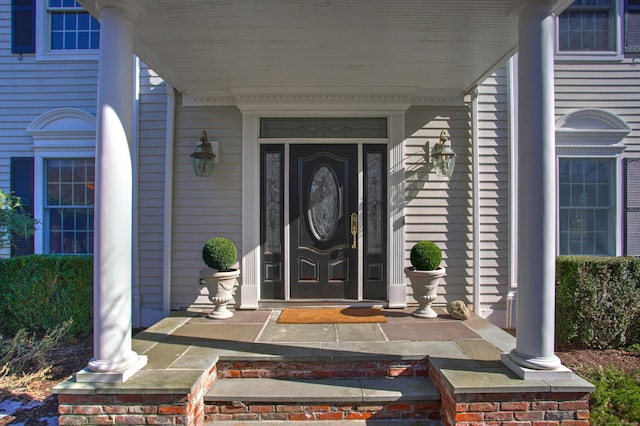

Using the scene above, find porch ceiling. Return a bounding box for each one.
[82,0,568,103]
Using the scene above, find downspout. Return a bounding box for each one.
[132,56,141,328]
[162,84,176,317]
[471,87,481,316]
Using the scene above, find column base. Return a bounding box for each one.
[76,354,147,383]
[501,351,572,380]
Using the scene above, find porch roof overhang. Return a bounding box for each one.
[81,0,571,106]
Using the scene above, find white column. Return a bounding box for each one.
[504,0,561,373]
[77,1,146,383]
[387,112,407,308]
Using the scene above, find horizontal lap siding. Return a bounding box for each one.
[170,101,242,310]
[404,106,473,305]
[555,61,640,258]
[555,61,640,154]
[137,65,168,312]
[0,4,98,258]
[477,67,511,324]
[0,4,98,189]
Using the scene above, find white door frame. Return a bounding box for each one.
[237,99,409,309]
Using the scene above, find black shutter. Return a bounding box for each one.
[11,0,35,54]
[10,157,34,256]
[625,158,640,256]
[625,0,640,53]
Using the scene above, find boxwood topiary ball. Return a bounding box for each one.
[410,241,442,271]
[202,237,237,271]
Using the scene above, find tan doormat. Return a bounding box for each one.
[277,307,388,324]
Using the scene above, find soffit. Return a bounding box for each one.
[80,1,564,104]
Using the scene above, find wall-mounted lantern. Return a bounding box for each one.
[191,130,217,177]
[431,130,456,177]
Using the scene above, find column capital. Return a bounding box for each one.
[92,0,145,22]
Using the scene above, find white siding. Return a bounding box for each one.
[0,3,98,189]
[170,102,243,310]
[477,66,512,326]
[0,2,98,259]
[404,106,473,306]
[136,65,169,314]
[555,60,640,154]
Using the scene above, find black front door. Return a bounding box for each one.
[290,144,358,299]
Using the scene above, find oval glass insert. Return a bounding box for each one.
[308,165,341,241]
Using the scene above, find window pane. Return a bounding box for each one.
[558,0,615,51]
[558,158,615,255]
[45,159,95,254]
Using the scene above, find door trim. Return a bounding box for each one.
[240,111,407,308]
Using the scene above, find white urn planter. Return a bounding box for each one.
[200,268,240,319]
[404,266,446,318]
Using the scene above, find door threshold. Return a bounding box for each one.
[258,300,387,309]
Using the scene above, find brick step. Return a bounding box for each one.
[204,377,441,423]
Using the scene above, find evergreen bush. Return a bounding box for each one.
[409,241,442,271]
[0,255,93,340]
[556,256,640,349]
[202,237,237,271]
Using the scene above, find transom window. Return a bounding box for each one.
[558,0,617,52]
[45,158,95,254]
[558,158,616,256]
[48,0,100,50]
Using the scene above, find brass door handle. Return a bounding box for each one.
[350,213,358,249]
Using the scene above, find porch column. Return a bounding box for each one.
[505,0,561,372]
[78,1,147,382]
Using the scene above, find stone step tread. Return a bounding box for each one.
[205,377,440,403]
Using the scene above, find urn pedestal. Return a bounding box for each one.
[404,267,446,318]
[200,268,240,319]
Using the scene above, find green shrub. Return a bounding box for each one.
[556,256,640,349]
[0,255,93,340]
[587,367,640,425]
[409,241,442,271]
[202,237,237,271]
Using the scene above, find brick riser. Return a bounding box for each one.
[215,359,429,379]
[206,359,438,423]
[205,402,440,422]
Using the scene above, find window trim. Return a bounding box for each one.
[555,108,630,256]
[555,0,625,61]
[27,108,96,254]
[35,0,99,62]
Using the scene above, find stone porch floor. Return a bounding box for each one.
[54,307,595,425]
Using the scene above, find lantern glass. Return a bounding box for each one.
[431,142,456,177]
[191,141,216,177]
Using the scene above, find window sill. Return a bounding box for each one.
[555,51,624,62]
[36,50,99,62]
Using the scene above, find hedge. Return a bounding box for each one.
[0,255,93,340]
[556,256,640,349]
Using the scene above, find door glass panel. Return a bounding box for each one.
[366,152,383,254]
[265,152,282,252]
[308,165,341,241]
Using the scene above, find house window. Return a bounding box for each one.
[36,0,100,60]
[558,0,617,52]
[48,0,100,50]
[558,158,616,256]
[44,158,95,254]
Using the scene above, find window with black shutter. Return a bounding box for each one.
[10,157,35,256]
[625,0,640,53]
[625,158,640,256]
[11,0,35,54]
